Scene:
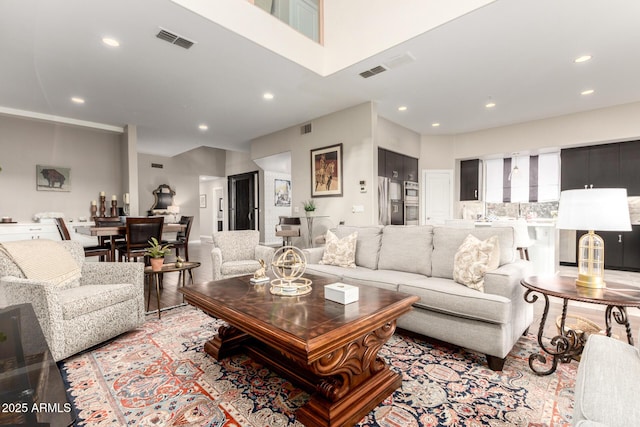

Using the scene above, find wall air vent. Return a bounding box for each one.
[359,65,388,79]
[156,28,195,49]
[301,123,312,135]
[151,163,164,169]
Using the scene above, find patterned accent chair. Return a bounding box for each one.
[211,230,275,280]
[0,240,145,361]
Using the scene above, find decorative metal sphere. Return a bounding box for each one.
[270,246,312,296]
[271,246,307,281]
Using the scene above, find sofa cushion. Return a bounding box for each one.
[573,334,640,426]
[320,230,357,268]
[331,225,383,269]
[58,283,139,320]
[341,268,427,292]
[377,225,433,276]
[398,277,511,324]
[453,234,500,292]
[432,226,515,280]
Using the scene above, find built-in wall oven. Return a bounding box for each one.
[404,181,419,225]
[404,181,419,203]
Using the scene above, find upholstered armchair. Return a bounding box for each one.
[0,240,144,361]
[211,230,275,280]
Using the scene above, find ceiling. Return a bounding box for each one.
[2,0,640,157]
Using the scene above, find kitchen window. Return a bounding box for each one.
[484,152,560,203]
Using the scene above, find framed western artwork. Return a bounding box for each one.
[310,143,343,197]
[36,165,71,192]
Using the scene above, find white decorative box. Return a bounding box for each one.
[324,282,359,305]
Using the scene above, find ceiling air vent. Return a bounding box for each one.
[301,123,312,135]
[359,65,388,79]
[156,28,195,50]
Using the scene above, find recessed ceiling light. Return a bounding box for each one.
[398,106,408,112]
[263,92,274,100]
[102,37,120,47]
[574,55,592,63]
[581,89,595,96]
[71,97,85,104]
[485,102,496,108]
[431,122,440,127]
[198,124,208,131]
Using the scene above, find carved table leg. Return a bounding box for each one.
[203,324,249,360]
[296,321,401,427]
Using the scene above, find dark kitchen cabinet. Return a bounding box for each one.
[385,150,403,180]
[460,159,480,201]
[561,144,619,190]
[404,155,418,182]
[576,227,640,271]
[619,140,640,196]
[378,148,419,182]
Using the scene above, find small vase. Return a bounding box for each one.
[305,210,314,217]
[150,257,164,271]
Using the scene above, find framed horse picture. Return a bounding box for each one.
[310,143,342,197]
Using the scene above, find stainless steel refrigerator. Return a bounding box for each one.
[378,177,403,225]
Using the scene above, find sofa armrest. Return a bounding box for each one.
[302,247,325,264]
[483,259,532,300]
[0,276,64,348]
[211,247,223,280]
[255,245,275,266]
[80,261,144,289]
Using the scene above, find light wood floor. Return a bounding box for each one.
[146,242,640,341]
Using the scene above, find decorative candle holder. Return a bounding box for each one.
[99,195,106,217]
[90,203,97,219]
[110,200,117,217]
[123,203,130,216]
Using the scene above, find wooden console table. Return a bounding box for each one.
[521,275,640,376]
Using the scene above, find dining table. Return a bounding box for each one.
[75,222,186,261]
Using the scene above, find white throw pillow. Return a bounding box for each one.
[453,234,500,292]
[319,230,358,268]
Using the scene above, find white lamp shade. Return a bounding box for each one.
[556,188,631,231]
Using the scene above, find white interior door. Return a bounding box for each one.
[423,169,453,223]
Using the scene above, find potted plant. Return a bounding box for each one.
[302,199,316,216]
[145,237,172,271]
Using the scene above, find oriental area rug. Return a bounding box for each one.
[59,305,576,427]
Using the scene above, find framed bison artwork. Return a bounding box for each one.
[310,143,342,197]
[36,165,71,192]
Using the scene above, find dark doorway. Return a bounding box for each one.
[228,171,259,230]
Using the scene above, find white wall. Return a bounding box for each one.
[0,114,123,223]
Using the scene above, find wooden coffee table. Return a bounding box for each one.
[180,273,418,427]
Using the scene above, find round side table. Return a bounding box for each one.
[144,261,201,318]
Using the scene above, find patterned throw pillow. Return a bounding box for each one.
[319,230,358,268]
[453,234,500,292]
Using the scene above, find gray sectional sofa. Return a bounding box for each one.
[303,224,533,370]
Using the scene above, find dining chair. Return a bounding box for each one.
[116,217,164,262]
[54,217,112,261]
[163,216,193,261]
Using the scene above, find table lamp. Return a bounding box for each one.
[556,188,631,288]
[167,205,180,223]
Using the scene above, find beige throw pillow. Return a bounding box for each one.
[453,234,500,292]
[319,230,357,268]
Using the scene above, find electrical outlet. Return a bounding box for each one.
[294,206,299,213]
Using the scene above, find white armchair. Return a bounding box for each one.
[0,240,144,361]
[211,230,275,280]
